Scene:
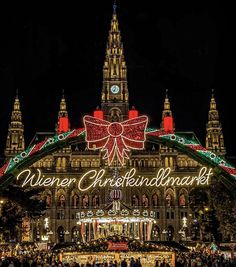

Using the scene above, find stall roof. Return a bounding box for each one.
[145,241,190,252]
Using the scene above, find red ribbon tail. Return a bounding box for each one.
[102,137,116,165]
[116,137,129,165]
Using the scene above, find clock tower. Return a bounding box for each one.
[101,2,129,122]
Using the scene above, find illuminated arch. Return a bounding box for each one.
[0,127,236,190]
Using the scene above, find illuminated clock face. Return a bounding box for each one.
[111,85,120,94]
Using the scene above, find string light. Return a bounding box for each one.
[16,166,213,189]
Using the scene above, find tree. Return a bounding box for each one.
[209,181,236,241]
[0,185,46,242]
[189,180,236,242]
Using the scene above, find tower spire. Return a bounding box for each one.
[160,89,175,159]
[113,0,117,14]
[56,90,70,133]
[163,89,171,114]
[161,89,174,131]
[206,90,225,156]
[59,89,67,114]
[211,88,214,98]
[101,1,129,121]
[5,91,25,158]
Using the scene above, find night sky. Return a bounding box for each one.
[0,1,235,159]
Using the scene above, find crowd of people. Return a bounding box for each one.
[0,249,236,267]
[0,257,136,267]
[176,251,236,267]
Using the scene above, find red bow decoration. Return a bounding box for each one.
[83,115,148,165]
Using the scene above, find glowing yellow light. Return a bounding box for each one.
[16,167,213,190]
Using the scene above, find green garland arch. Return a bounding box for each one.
[0,128,236,190]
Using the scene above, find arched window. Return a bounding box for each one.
[92,195,99,208]
[45,193,52,207]
[62,157,66,168]
[142,194,149,207]
[132,195,139,207]
[152,194,159,207]
[165,190,174,207]
[82,195,89,208]
[165,157,169,167]
[72,194,79,208]
[179,194,186,206]
[56,157,61,168]
[109,108,121,122]
[169,157,173,168]
[57,194,66,208]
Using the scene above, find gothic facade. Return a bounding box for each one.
[4,4,226,244]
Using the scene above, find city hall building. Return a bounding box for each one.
[3,4,225,244]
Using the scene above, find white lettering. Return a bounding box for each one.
[16,167,213,190]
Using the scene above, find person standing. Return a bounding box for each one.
[130,258,135,267]
[160,259,170,267]
[135,258,142,267]
[121,259,128,267]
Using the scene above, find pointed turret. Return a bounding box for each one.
[160,90,175,161]
[56,90,70,133]
[206,89,225,156]
[161,89,174,132]
[101,1,129,121]
[5,90,25,158]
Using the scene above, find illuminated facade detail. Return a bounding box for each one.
[110,85,120,94]
[206,89,225,156]
[5,90,25,159]
[84,115,148,165]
